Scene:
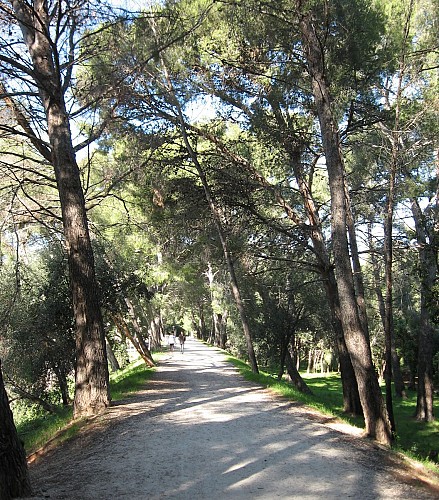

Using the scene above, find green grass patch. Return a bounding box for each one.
[392,389,439,462]
[226,356,439,468]
[17,405,74,455]
[109,357,157,401]
[16,356,159,455]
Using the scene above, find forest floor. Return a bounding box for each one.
[25,337,439,499]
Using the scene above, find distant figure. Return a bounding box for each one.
[168,332,175,352]
[178,332,186,353]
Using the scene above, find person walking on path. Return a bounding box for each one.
[167,331,175,352]
[178,332,186,353]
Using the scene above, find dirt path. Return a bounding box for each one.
[26,338,438,499]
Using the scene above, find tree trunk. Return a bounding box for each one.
[344,184,370,338]
[146,32,259,371]
[322,266,362,415]
[277,343,288,380]
[285,350,312,395]
[0,361,32,499]
[6,378,58,414]
[412,198,436,421]
[269,98,362,415]
[124,298,155,366]
[112,313,155,368]
[149,311,163,350]
[335,333,363,416]
[13,0,110,419]
[53,364,71,406]
[218,311,228,350]
[368,227,406,398]
[165,82,258,372]
[106,338,121,372]
[298,6,391,445]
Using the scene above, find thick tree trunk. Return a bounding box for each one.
[412,199,436,421]
[13,0,110,419]
[0,361,32,499]
[298,6,391,445]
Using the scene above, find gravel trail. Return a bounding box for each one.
[26,337,438,499]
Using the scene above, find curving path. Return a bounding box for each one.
[26,337,438,499]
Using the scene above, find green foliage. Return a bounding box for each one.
[1,237,75,404]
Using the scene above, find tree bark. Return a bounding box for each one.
[124,298,156,366]
[0,360,32,499]
[112,313,155,368]
[298,5,391,445]
[52,364,71,406]
[156,56,259,373]
[12,0,110,419]
[285,350,312,395]
[149,310,163,350]
[106,338,121,372]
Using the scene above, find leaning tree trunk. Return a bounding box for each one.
[285,350,312,395]
[112,313,155,368]
[298,6,391,445]
[0,360,32,499]
[148,18,259,371]
[106,338,121,372]
[178,114,258,371]
[13,0,110,419]
[124,298,155,365]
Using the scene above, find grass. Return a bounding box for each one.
[109,357,157,401]
[17,356,159,456]
[226,356,439,469]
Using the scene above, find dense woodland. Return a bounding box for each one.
[0,0,438,496]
